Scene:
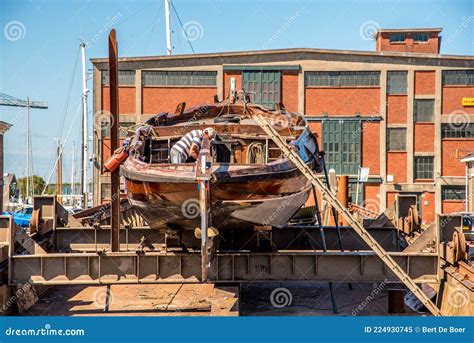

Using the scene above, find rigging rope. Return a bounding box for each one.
[170,1,196,54]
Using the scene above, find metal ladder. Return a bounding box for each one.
[253,114,443,316]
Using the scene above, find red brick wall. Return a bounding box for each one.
[102,86,136,114]
[386,192,397,207]
[304,88,380,115]
[387,152,407,183]
[414,71,436,95]
[376,32,439,54]
[361,122,380,175]
[442,200,465,214]
[224,72,242,99]
[420,192,435,225]
[364,183,380,213]
[414,123,434,152]
[442,140,474,176]
[442,86,474,114]
[386,95,407,124]
[281,72,298,112]
[142,87,217,114]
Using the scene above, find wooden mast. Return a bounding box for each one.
[108,29,120,252]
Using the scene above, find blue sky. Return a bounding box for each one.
[1,0,473,182]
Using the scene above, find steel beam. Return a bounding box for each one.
[9,251,438,285]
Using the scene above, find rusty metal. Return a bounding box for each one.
[252,114,444,316]
[8,250,438,286]
[108,29,120,252]
[338,176,349,226]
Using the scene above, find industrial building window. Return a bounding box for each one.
[387,71,407,94]
[442,70,474,86]
[442,186,466,201]
[322,120,361,175]
[389,34,406,43]
[414,99,434,122]
[441,124,474,139]
[242,70,280,109]
[101,70,136,86]
[304,71,380,87]
[414,156,434,179]
[413,33,429,42]
[142,71,217,86]
[386,128,406,151]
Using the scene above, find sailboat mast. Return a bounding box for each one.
[164,0,172,55]
[71,140,75,196]
[80,42,89,208]
[25,97,30,203]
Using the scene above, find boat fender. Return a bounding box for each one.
[104,147,129,173]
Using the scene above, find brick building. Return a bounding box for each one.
[91,28,474,225]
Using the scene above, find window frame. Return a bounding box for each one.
[305,71,380,87]
[442,70,474,86]
[414,99,434,123]
[141,71,217,87]
[441,185,466,201]
[101,70,136,86]
[386,128,407,151]
[413,33,429,43]
[387,71,408,95]
[414,156,434,180]
[441,124,474,139]
[389,34,406,43]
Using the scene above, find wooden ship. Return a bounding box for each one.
[117,92,323,234]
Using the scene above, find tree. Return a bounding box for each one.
[17,175,46,198]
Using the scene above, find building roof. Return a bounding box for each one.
[0,121,12,134]
[376,28,443,34]
[90,46,474,65]
[461,153,474,163]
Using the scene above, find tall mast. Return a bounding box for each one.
[71,140,75,196]
[80,42,89,208]
[164,0,172,55]
[25,97,30,203]
[56,139,63,204]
